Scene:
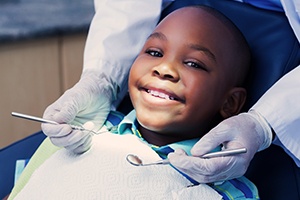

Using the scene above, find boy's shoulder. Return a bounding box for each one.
[211,176,259,200]
[105,110,126,127]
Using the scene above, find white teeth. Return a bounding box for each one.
[147,89,174,100]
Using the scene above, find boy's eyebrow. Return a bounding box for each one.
[188,44,216,63]
[148,32,216,63]
[148,32,167,41]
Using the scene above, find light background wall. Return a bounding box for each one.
[0,33,86,148]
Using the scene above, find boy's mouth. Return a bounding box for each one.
[144,88,183,102]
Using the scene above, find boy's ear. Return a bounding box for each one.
[220,87,247,119]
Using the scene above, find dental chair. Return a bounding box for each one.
[161,0,300,199]
[1,0,299,199]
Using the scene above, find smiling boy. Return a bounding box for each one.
[130,5,250,146]
[9,6,258,200]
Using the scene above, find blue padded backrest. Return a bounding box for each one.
[0,131,46,199]
[161,0,300,110]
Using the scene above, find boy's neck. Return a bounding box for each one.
[137,124,194,147]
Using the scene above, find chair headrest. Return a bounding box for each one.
[161,0,300,110]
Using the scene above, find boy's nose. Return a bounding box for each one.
[152,63,179,82]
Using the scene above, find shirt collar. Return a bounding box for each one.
[116,110,205,158]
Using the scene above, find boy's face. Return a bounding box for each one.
[129,7,238,143]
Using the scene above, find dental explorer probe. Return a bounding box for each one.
[11,112,112,134]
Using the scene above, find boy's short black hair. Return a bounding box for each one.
[193,5,251,87]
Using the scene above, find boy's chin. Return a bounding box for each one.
[136,110,177,126]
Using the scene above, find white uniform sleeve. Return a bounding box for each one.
[83,0,162,104]
[252,65,300,166]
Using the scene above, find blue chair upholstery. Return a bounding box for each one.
[162,0,300,199]
[0,131,46,199]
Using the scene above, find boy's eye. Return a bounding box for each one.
[145,49,163,57]
[185,61,208,71]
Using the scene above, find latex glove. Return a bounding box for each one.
[168,110,273,183]
[42,69,117,154]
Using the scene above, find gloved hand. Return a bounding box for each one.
[168,110,273,183]
[42,69,117,154]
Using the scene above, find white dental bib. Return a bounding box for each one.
[15,133,221,200]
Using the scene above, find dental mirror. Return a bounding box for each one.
[126,154,170,166]
[126,147,247,167]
